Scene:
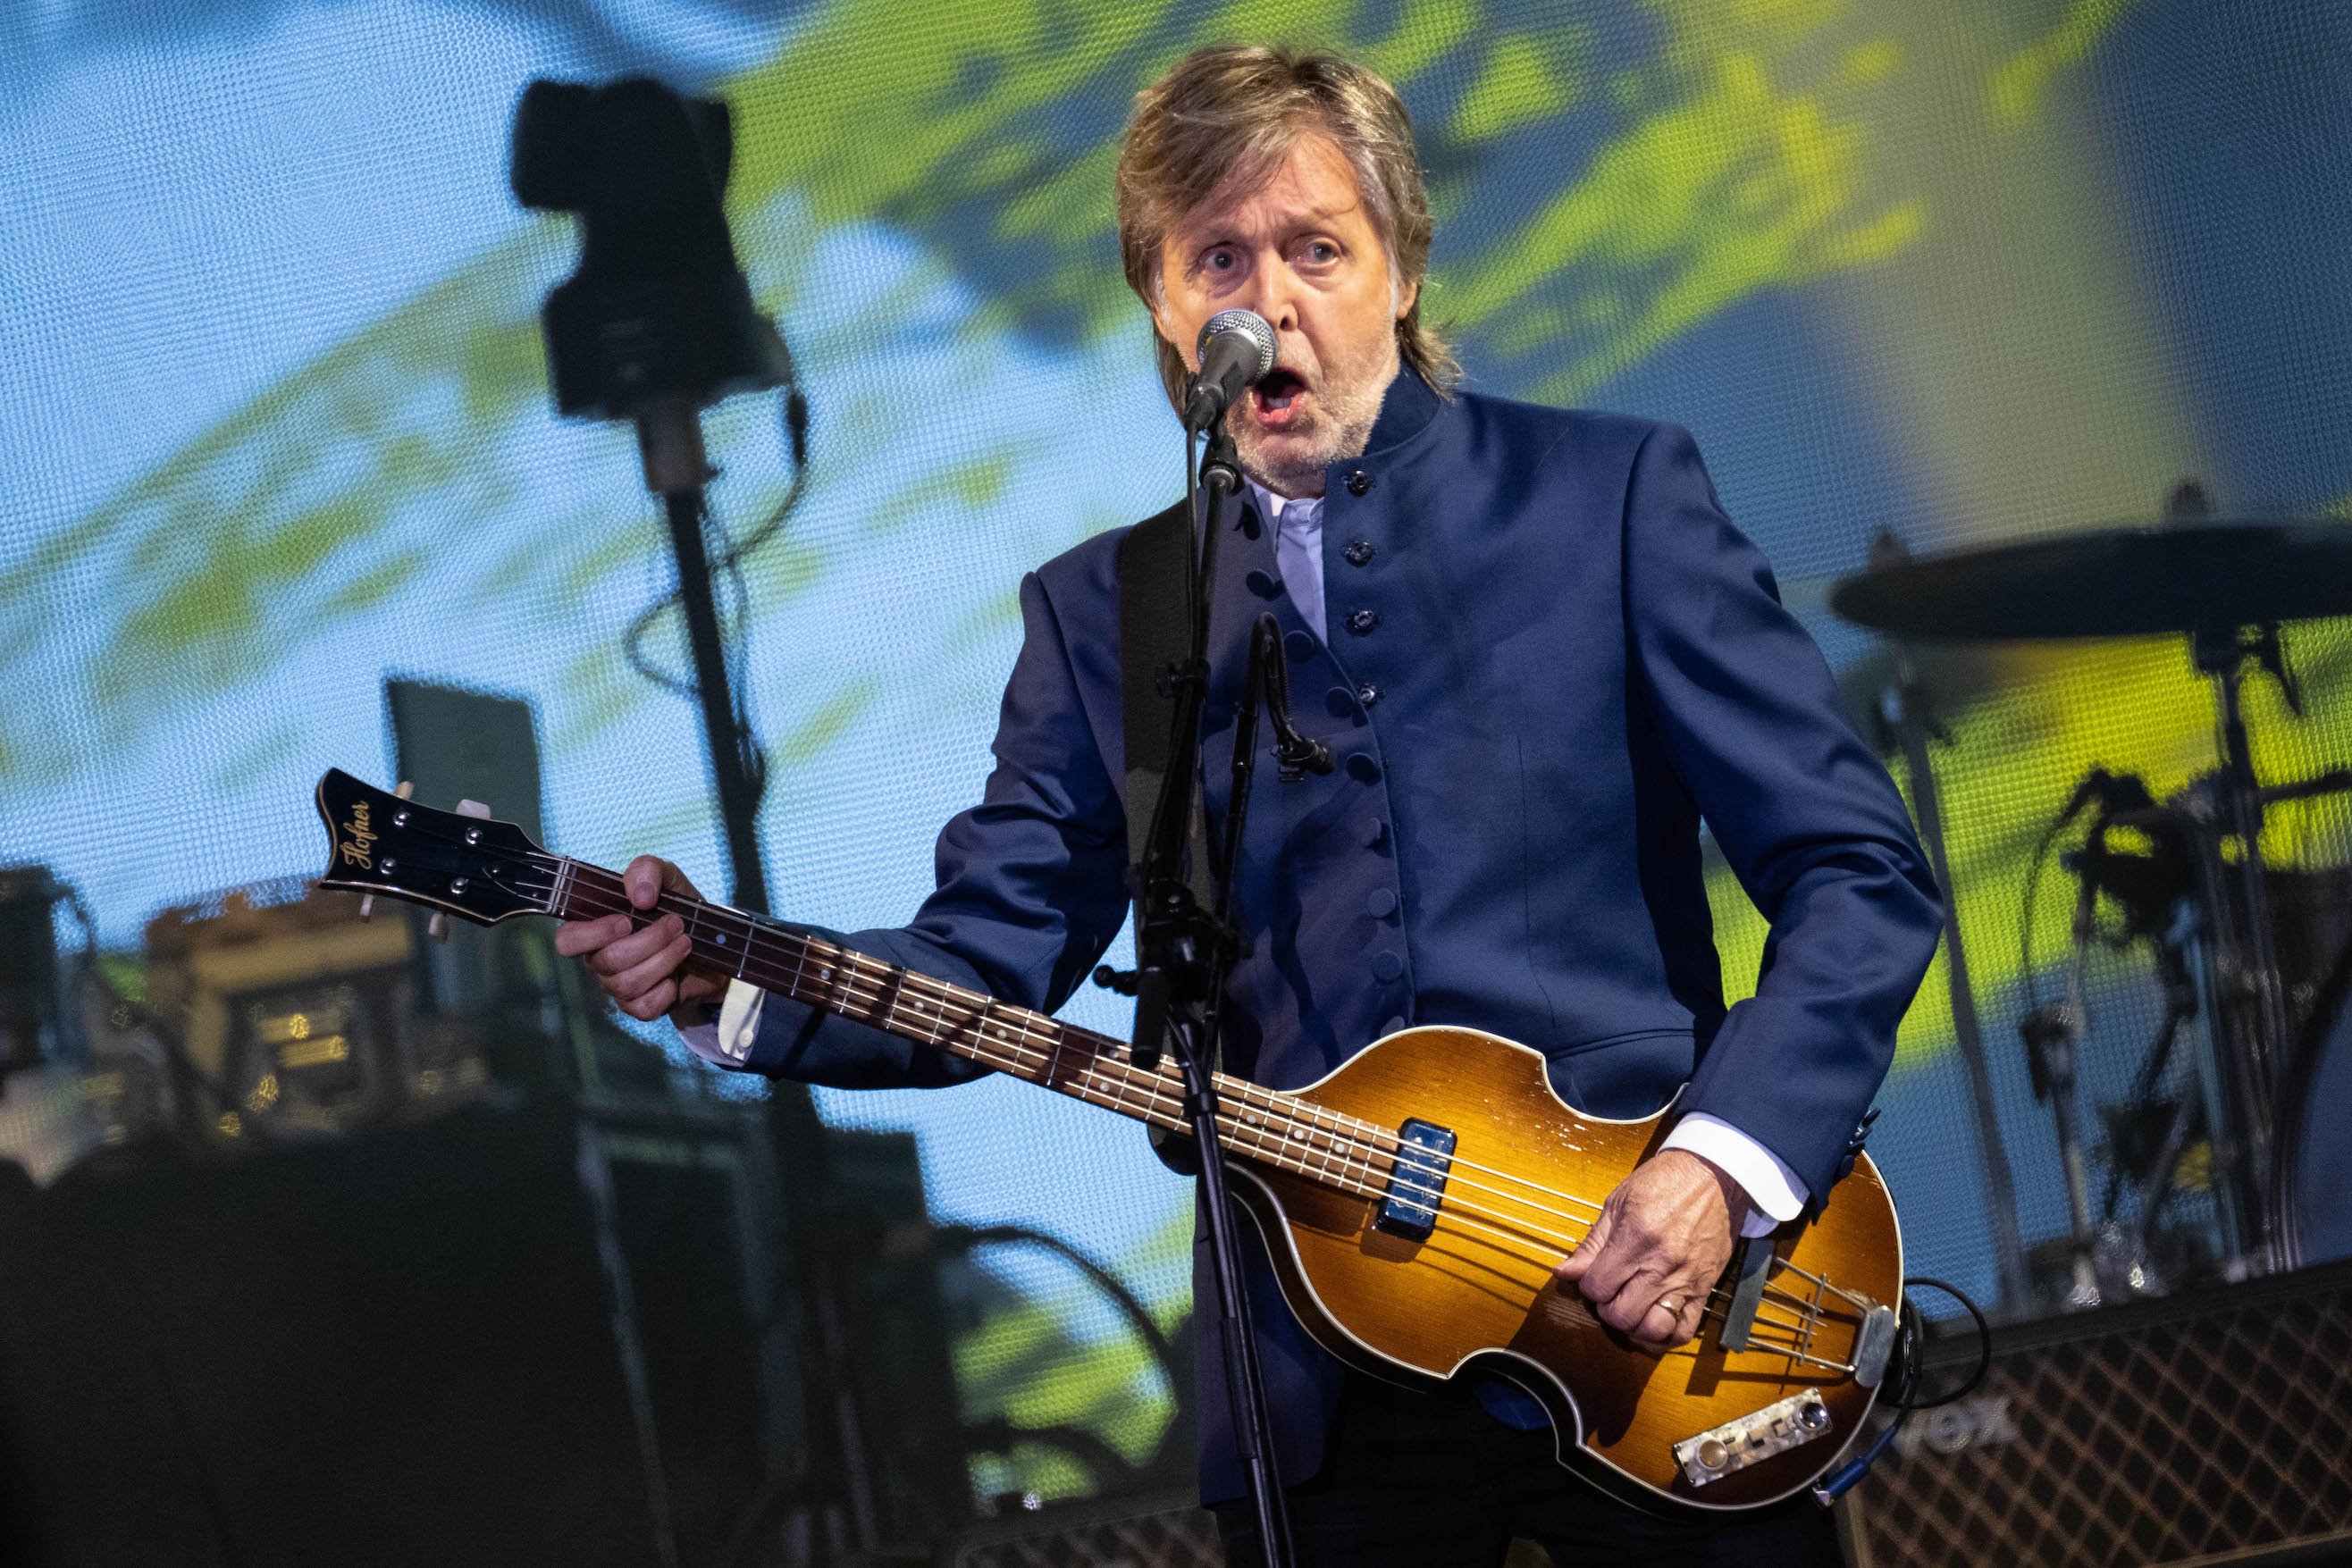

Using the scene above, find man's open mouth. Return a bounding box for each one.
[1251,367,1308,415]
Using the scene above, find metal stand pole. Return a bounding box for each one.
[2190,624,2292,1274]
[2055,875,2104,1307]
[1129,420,1294,1568]
[1882,667,2033,1314]
[1172,1014,1291,1561]
[643,400,770,913]
[640,401,874,1559]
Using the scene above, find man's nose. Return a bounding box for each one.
[1241,256,1304,337]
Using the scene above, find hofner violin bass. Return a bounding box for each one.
[313,767,1903,1513]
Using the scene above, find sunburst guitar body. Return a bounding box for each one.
[1221,1024,1901,1513]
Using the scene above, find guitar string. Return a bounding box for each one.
[699,905,1850,1349]
[504,858,1847,1340]
[748,928,1853,1350]
[525,852,1643,1231]
[531,878,1845,1348]
[525,867,1851,1344]
[534,857,1612,1218]
[366,818,1859,1344]
[539,871,1602,1229]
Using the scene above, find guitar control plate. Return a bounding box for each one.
[1673,1389,1834,1488]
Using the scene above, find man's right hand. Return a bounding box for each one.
[552,855,722,1029]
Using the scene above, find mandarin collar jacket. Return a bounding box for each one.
[735,368,1943,1502]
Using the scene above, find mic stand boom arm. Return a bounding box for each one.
[1129,417,1297,1568]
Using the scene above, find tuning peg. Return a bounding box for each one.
[428,799,491,943]
[359,781,419,923]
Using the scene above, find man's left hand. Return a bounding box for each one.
[1552,1149,1747,1348]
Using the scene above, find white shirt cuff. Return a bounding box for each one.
[1660,1111,1808,1237]
[676,979,767,1068]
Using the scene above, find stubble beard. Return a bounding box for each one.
[1231,335,1399,499]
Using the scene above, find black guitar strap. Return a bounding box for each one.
[1114,497,1217,909]
[1114,498,1224,1148]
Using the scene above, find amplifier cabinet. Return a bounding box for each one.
[946,1489,1221,1568]
[1846,1261,2352,1567]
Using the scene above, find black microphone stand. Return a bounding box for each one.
[1128,414,1300,1568]
[638,400,771,912]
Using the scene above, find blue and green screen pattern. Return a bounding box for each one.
[5,0,2352,1503]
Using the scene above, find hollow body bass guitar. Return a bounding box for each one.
[314,767,1903,1513]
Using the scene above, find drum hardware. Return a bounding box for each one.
[1860,531,2035,1317]
[1832,514,2352,1292]
[2018,1002,2101,1309]
[2276,937,2352,1266]
[2095,932,2202,1243]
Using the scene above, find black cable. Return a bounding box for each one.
[1887,1275,1993,1410]
[2018,807,2072,1018]
[942,1222,1182,1401]
[621,353,811,707]
[1813,1273,1993,1504]
[622,463,811,702]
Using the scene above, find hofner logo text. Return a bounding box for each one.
[340,800,376,869]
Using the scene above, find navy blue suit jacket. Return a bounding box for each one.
[731,369,1944,1502]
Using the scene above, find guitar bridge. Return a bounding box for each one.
[1375,1119,1455,1240]
[1673,1390,1835,1488]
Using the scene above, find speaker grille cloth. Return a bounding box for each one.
[1856,1273,2352,1566]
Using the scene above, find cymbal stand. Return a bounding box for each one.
[2019,868,2103,1310]
[2126,919,2207,1271]
[1876,656,2033,1314]
[2181,620,2296,1274]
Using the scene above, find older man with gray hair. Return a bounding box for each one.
[561,41,1940,1566]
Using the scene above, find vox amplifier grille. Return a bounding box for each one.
[1847,1261,2352,1567]
[949,1491,1221,1568]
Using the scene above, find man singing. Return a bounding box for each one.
[557,44,1942,1565]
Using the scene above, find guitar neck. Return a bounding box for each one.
[313,767,1395,1201]
[546,858,1200,1136]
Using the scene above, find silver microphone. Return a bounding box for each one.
[1184,308,1277,432]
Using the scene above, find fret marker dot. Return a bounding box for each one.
[715,933,727,945]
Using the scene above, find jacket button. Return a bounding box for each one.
[1346,753,1382,783]
[1325,685,1357,719]
[1356,683,1382,709]
[1346,470,1373,497]
[1346,608,1380,635]
[1371,951,1404,981]
[1380,1014,1407,1035]
[1365,818,1388,846]
[1343,539,1375,566]
[1366,888,1398,919]
[1243,567,1280,599]
[1283,629,1316,662]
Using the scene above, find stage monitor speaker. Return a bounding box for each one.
[383,677,549,843]
[382,677,656,1094]
[0,866,70,1074]
[1844,1260,2352,1567]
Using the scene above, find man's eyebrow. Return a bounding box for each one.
[1181,198,1363,243]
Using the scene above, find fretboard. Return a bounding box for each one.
[544,858,1405,1199]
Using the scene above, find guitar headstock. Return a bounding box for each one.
[313,768,556,926]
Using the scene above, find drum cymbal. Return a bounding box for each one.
[1831,520,2352,641]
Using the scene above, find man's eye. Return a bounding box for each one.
[1205,248,1237,272]
[1302,241,1339,264]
